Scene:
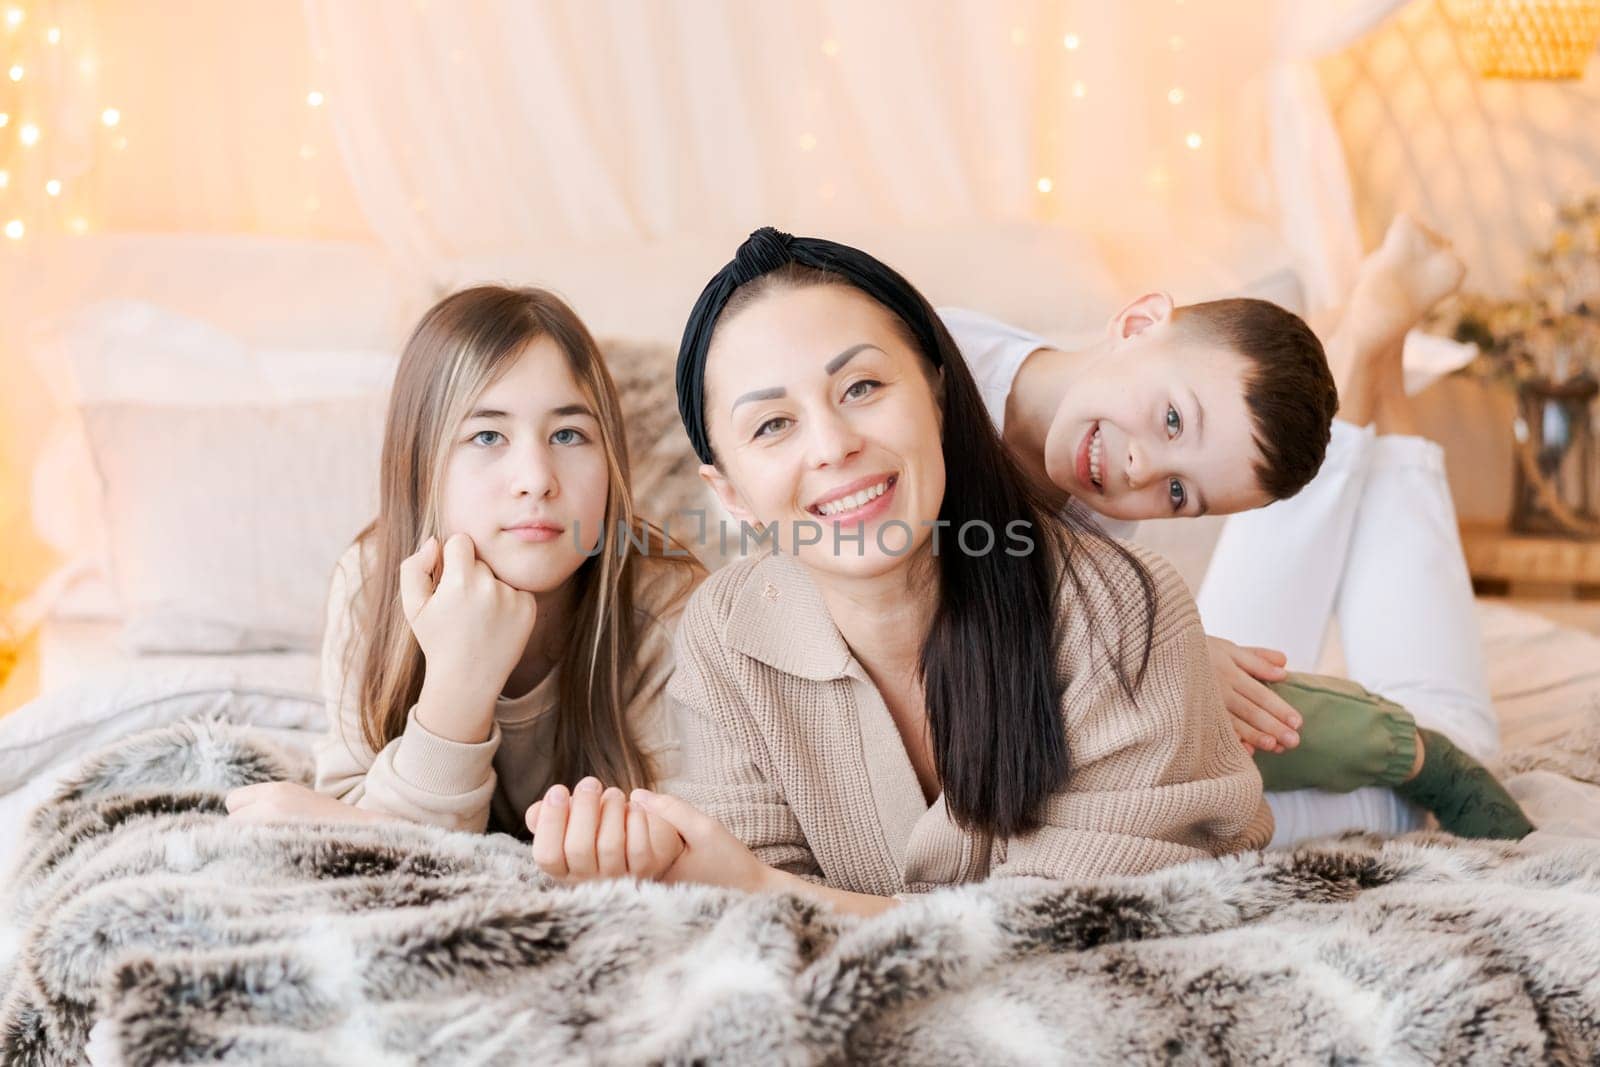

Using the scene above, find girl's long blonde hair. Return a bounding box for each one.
[347,286,698,791]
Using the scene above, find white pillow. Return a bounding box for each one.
[82,396,387,653]
[29,301,398,619]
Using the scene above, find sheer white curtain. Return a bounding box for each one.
[1263,0,1413,312]
[304,0,1383,286]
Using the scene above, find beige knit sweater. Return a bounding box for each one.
[668,544,1273,894]
[314,541,699,834]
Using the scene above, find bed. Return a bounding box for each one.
[3,230,1599,1063]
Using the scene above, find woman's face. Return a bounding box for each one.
[437,337,610,593]
[700,284,946,581]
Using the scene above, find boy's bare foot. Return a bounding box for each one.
[1329,214,1465,427]
[1348,213,1466,353]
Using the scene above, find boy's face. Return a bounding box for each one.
[1042,293,1276,522]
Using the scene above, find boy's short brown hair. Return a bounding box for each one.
[1175,298,1338,501]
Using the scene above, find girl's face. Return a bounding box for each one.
[700,284,946,581]
[438,337,610,593]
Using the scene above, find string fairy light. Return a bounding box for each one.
[0,6,126,240]
[1037,177,1054,193]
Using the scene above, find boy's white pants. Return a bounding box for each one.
[1196,420,1498,846]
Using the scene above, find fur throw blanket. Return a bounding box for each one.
[3,719,1600,1066]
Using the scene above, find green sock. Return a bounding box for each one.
[1395,728,1536,840]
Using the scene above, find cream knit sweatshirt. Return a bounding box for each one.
[667,544,1273,894]
[314,541,699,834]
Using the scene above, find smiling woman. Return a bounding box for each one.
[525,229,1273,914]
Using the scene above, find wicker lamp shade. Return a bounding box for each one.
[1457,0,1600,78]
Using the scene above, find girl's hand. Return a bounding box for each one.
[224,781,397,825]
[400,533,538,705]
[1206,635,1301,753]
[627,789,772,893]
[526,778,685,882]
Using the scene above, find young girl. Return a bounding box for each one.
[527,229,1275,913]
[226,286,702,871]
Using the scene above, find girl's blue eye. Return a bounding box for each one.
[1165,405,1182,438]
[843,379,882,401]
[551,427,589,446]
[754,416,792,440]
[1168,477,1187,511]
[471,430,505,447]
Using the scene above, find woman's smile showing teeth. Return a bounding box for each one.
[808,473,899,520]
[1075,422,1105,493]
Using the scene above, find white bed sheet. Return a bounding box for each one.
[0,617,325,965]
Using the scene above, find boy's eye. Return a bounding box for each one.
[754,416,792,440]
[1165,405,1182,438]
[1168,477,1187,511]
[551,427,589,446]
[470,430,505,447]
[843,379,882,401]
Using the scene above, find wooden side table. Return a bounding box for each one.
[1460,522,1600,599]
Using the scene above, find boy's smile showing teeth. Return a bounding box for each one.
[1076,422,1106,494]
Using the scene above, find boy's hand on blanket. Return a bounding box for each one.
[400,533,538,715]
[1205,636,1301,754]
[526,778,685,883]
[225,781,398,825]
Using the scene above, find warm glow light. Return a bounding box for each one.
[45,178,60,196]
[1010,27,1025,46]
[1071,80,1087,98]
[1169,34,1185,51]
[46,27,59,45]
[1062,33,1080,50]
[0,170,8,188]
[8,65,22,81]
[299,143,315,159]
[1037,177,1054,193]
[306,90,324,107]
[821,38,840,58]
[19,123,39,146]
[306,196,320,212]
[4,8,22,29]
[798,132,817,151]
[1168,87,1185,104]
[1185,131,1203,149]
[100,108,120,127]
[0,113,8,127]
[4,220,23,240]
[68,217,88,234]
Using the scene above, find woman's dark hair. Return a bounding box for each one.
[677,228,1158,838]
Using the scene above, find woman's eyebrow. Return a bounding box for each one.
[550,403,597,418]
[826,343,883,374]
[731,343,886,413]
[466,409,508,420]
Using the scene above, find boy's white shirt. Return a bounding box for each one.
[937,306,1140,542]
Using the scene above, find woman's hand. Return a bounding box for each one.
[627,789,772,893]
[400,533,538,738]
[526,778,686,882]
[224,781,397,825]
[1205,635,1301,754]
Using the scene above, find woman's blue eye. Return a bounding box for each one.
[1168,477,1187,511]
[1165,405,1182,438]
[471,430,505,447]
[843,379,881,401]
[551,427,588,446]
[754,416,792,440]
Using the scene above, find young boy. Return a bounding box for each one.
[944,215,1533,845]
